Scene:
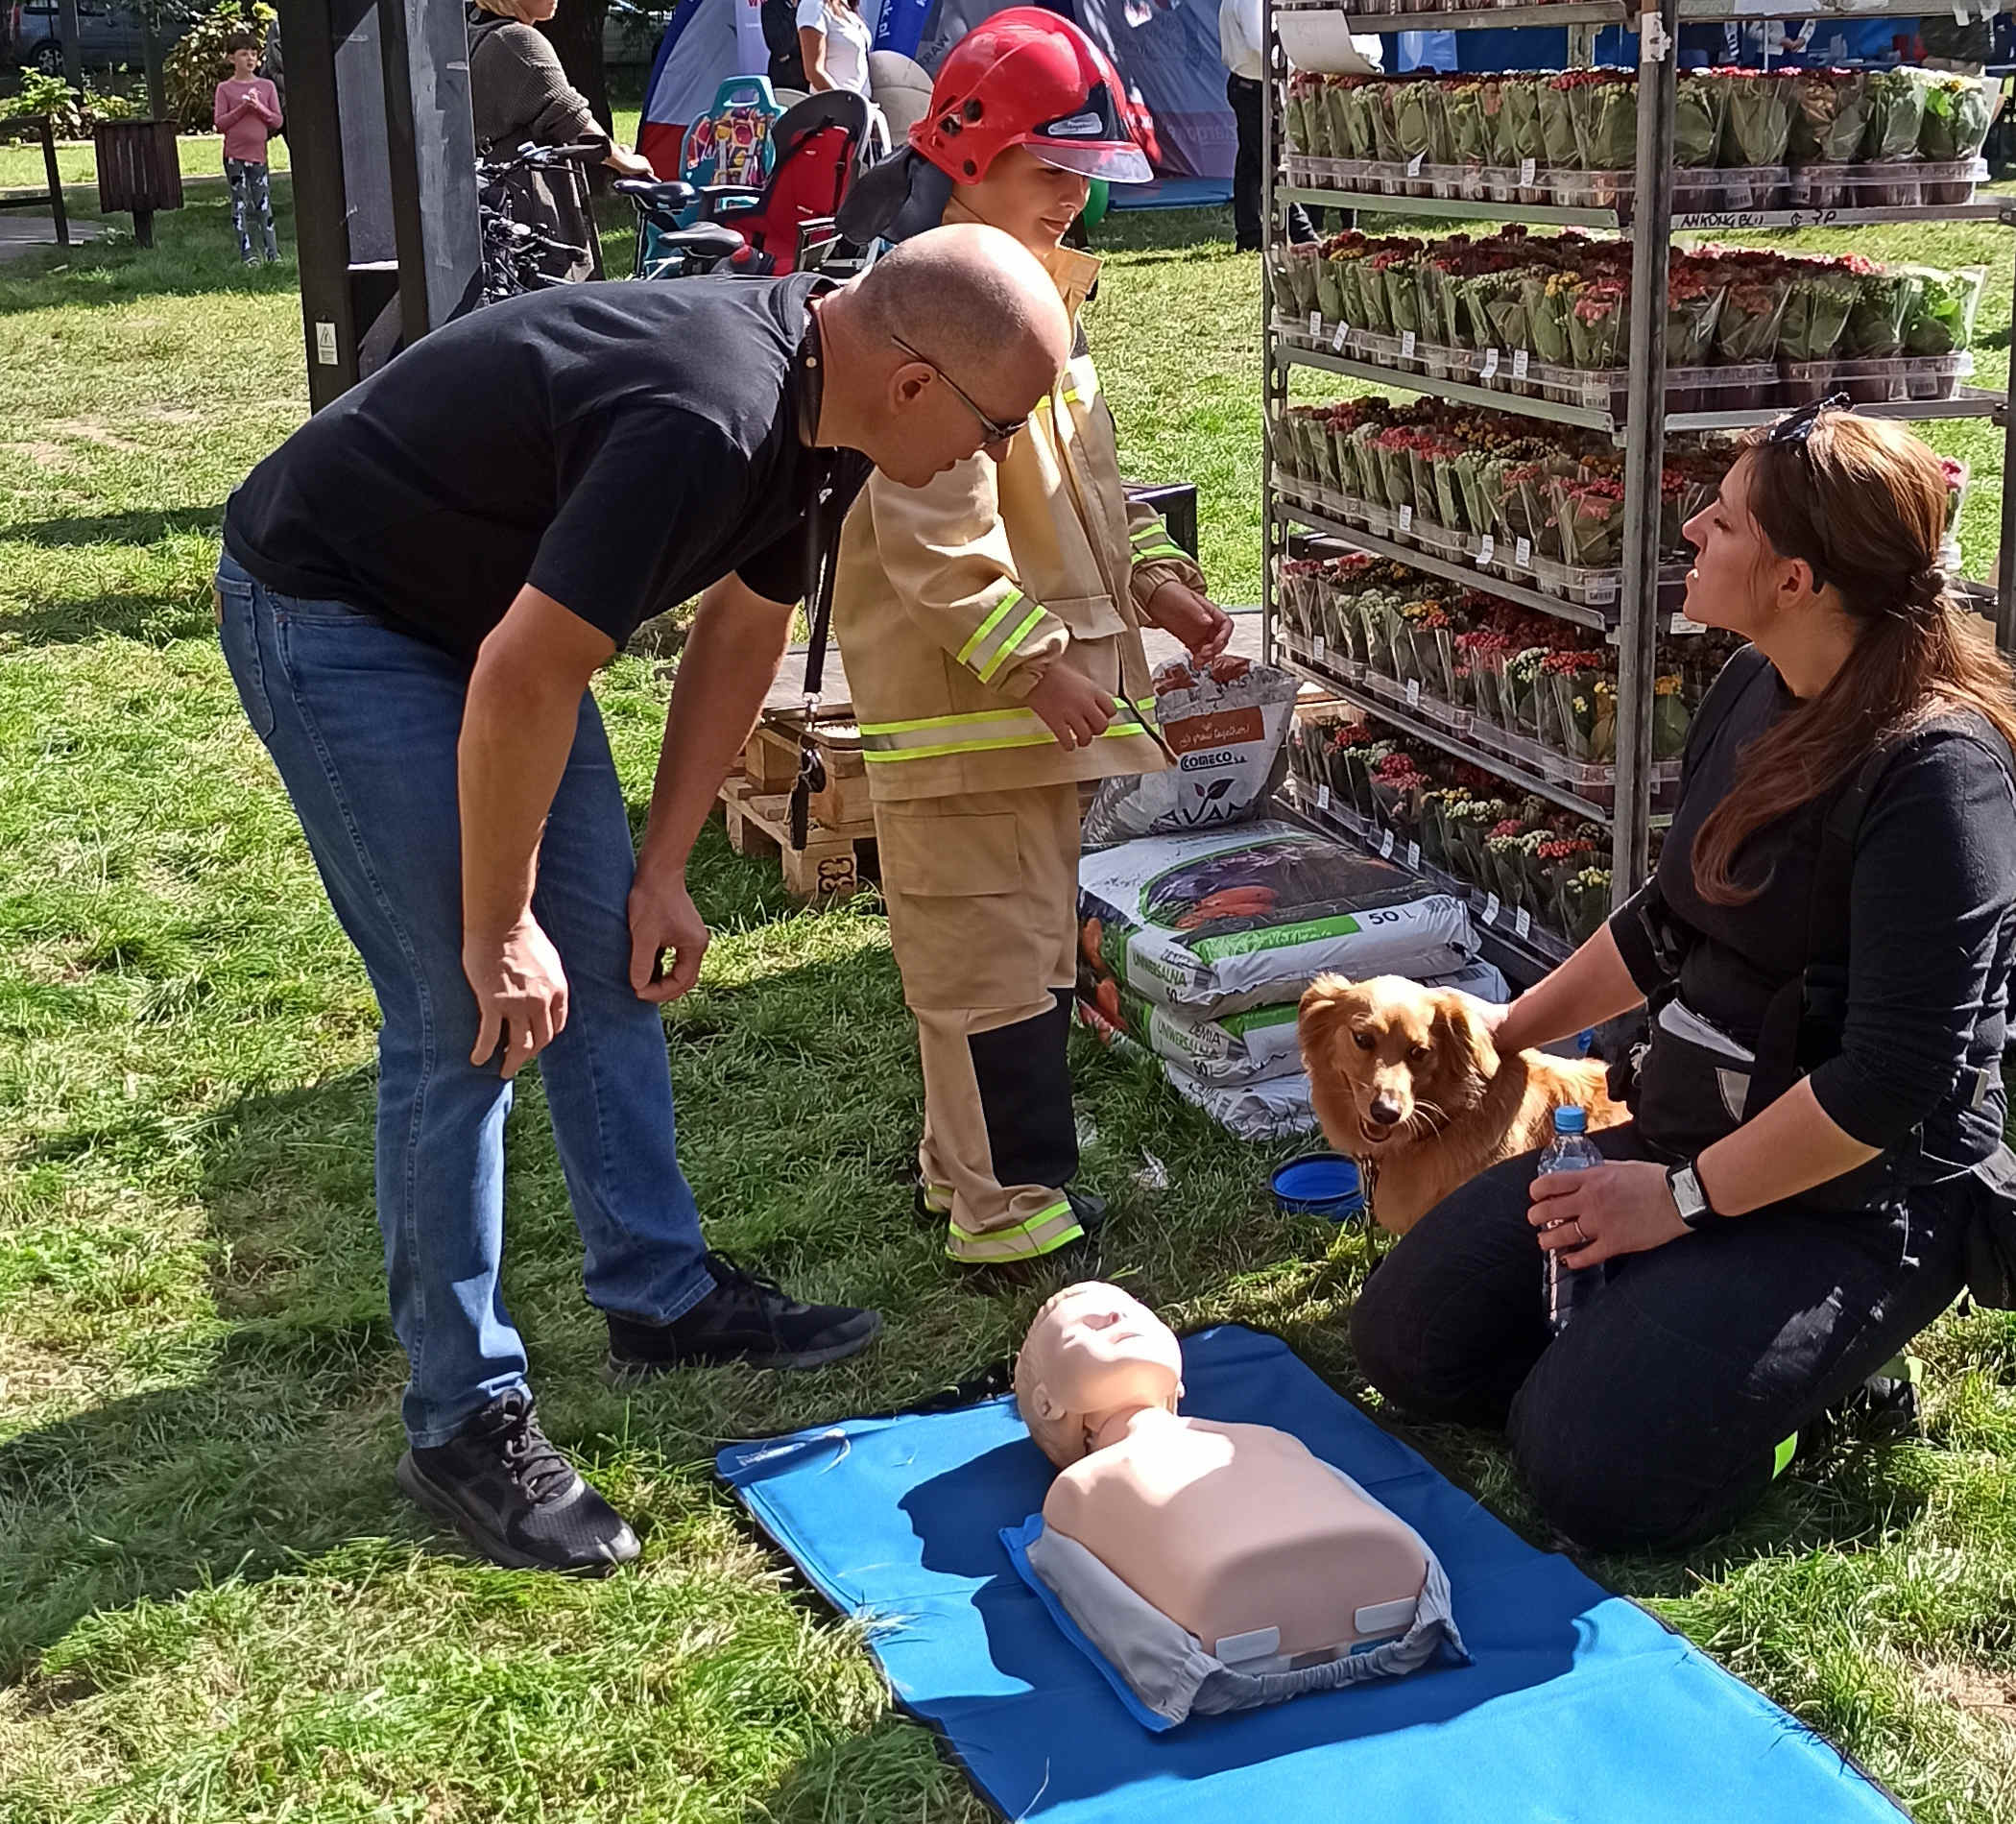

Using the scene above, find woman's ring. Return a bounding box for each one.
[1571,1219,1590,1246]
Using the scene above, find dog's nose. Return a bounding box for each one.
[1368,1095,1404,1127]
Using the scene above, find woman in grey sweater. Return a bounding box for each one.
[466,0,656,283]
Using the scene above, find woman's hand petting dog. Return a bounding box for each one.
[1530,1160,1688,1266]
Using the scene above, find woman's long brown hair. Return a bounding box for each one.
[1692,412,2016,903]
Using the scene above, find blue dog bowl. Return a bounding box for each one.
[1271,1153,1365,1222]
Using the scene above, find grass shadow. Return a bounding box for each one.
[3,507,227,549]
[0,585,218,649]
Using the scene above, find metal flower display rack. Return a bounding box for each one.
[1260,0,2016,984]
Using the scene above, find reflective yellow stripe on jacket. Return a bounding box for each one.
[861,699,1162,764]
[1130,520,1189,569]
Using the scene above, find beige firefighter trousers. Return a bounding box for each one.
[874,781,1088,1264]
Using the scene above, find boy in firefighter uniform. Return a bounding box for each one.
[831,10,1232,1265]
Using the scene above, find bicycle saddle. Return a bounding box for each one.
[651,222,746,260]
[612,178,698,214]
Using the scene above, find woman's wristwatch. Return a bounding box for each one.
[1667,1159,1718,1230]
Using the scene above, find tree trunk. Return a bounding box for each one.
[537,0,612,137]
[58,0,84,93]
[141,17,166,124]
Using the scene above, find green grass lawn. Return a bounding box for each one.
[3,163,2016,1823]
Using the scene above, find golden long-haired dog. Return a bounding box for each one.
[1299,973,1626,1235]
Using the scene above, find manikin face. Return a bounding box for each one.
[1015,1283,1184,1466]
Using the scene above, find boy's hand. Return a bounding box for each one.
[1026,665,1116,751]
[1145,581,1234,662]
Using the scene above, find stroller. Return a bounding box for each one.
[618,89,879,282]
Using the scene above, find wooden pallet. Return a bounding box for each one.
[718,776,876,903]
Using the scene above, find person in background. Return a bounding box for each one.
[1219,0,1378,251]
[465,0,657,285]
[831,11,1233,1267]
[214,34,281,266]
[258,17,285,130]
[798,0,873,96]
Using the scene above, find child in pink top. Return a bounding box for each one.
[214,35,281,264]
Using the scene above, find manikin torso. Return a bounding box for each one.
[1016,1284,1428,1668]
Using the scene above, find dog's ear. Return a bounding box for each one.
[1430,991,1500,1087]
[1299,973,1354,1041]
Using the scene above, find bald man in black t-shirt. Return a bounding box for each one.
[217,227,1069,1574]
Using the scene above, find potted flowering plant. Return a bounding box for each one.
[1557,864,1613,947]
[1566,278,1627,372]
[1862,66,1931,206]
[1270,242,1322,320]
[1443,793,1507,884]
[1485,819,1542,910]
[1903,265,1983,364]
[1539,74,1581,172]
[1714,272,1791,368]
[1652,672,1691,760]
[1284,71,1322,157]
[1788,68,1869,208]
[1446,80,1491,192]
[1552,478,1627,571]
[1920,73,1994,201]
[1778,264,1858,399]
[1672,71,1729,209]
[1531,829,1601,915]
[1502,645,1550,744]
[1393,79,1451,191]
[1841,262,1918,398]
[1539,650,1613,763]
[1520,270,1576,369]
[1721,67,1795,207]
[1567,67,1636,178]
[1368,751,1428,835]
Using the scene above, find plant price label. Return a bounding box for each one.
[1512,348,1530,380]
[1332,321,1351,352]
[1399,504,1414,533]
[1405,678,1421,708]
[1477,534,1496,565]
[1380,828,1396,858]
[1483,892,1501,925]
[1516,906,1532,940]
[1406,152,1425,177]
[1318,782,1332,810]
[1407,840,1421,868]
[1308,311,1322,338]
[1516,536,1533,568]
[1312,636,1327,661]
[1520,156,1537,185]
[1401,330,1417,359]
[1481,348,1500,379]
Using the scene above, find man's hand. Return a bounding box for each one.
[466,915,569,1079]
[1145,580,1234,662]
[1026,663,1116,751]
[628,864,710,1003]
[606,145,657,179]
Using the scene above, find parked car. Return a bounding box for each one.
[7,0,185,73]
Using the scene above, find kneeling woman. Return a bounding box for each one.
[1353,407,2016,1551]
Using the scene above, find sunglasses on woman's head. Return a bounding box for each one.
[890,334,1029,445]
[1765,393,1852,450]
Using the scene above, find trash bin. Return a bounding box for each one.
[94,119,183,249]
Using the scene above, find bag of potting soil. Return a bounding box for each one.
[1078,822,1477,1020]
[1083,657,1301,849]
[1087,958,1511,1087]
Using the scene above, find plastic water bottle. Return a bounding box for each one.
[1539,1106,1603,1337]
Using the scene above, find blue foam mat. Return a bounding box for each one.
[717,1326,1908,1824]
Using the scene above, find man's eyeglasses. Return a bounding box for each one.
[891,334,1030,446]
[1766,393,1850,450]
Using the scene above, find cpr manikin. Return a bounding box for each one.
[1006,1283,1465,1726]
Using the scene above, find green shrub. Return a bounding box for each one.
[0,70,144,138]
[163,1,276,131]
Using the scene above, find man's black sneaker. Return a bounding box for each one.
[396,1388,639,1574]
[606,1252,882,1380]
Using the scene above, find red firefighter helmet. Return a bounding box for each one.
[909,8,1154,187]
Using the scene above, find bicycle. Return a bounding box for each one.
[475,138,604,303]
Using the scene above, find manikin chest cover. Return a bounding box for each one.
[1001,1459,1467,1731]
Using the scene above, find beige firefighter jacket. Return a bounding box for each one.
[831,232,1209,804]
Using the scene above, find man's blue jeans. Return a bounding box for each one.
[215,553,715,1446]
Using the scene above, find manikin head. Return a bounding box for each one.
[1014,1282,1184,1468]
